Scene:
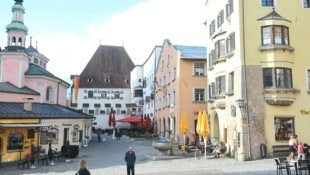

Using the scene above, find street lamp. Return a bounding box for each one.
[235,99,247,117]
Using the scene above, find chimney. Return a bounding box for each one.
[23,98,33,112]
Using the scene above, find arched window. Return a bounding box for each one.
[12,37,16,46]
[18,37,22,46]
[7,132,23,151]
[46,86,53,102]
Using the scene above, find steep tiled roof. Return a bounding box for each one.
[79,45,135,88]
[0,102,93,119]
[25,63,70,86]
[0,82,40,95]
[173,45,206,59]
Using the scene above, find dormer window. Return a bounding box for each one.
[87,78,93,83]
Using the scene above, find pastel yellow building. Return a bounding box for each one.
[205,0,310,160]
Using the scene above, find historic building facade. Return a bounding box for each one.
[0,0,92,162]
[205,0,310,160]
[155,39,207,144]
[70,45,136,130]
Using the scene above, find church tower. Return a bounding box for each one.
[0,0,29,87]
[6,0,28,48]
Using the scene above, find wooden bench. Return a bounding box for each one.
[273,145,290,157]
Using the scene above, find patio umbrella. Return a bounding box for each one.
[140,114,145,130]
[116,116,141,123]
[180,113,188,145]
[145,114,152,131]
[111,113,116,127]
[108,112,112,127]
[201,110,210,159]
[196,111,203,137]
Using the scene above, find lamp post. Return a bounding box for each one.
[235,99,252,160]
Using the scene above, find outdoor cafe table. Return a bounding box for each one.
[287,160,309,175]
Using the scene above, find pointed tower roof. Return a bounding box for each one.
[6,0,28,33]
[79,45,135,88]
[257,8,291,23]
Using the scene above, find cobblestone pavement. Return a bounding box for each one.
[0,134,278,175]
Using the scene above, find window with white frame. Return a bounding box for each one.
[303,0,310,8]
[194,88,205,102]
[88,91,93,98]
[209,20,215,36]
[261,0,274,7]
[194,63,205,76]
[95,108,100,115]
[114,91,120,99]
[217,10,224,28]
[215,39,225,58]
[228,71,234,94]
[208,49,215,67]
[262,25,289,46]
[208,82,216,99]
[226,32,235,53]
[263,67,292,88]
[226,0,234,17]
[46,86,53,102]
[216,75,226,95]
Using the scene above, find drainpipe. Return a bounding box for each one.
[241,0,252,160]
[57,81,61,105]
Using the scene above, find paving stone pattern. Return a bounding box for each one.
[0,134,277,175]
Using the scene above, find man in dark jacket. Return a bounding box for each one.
[124,146,136,175]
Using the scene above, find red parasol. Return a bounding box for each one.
[108,112,112,127]
[145,115,152,131]
[116,115,141,123]
[112,112,116,127]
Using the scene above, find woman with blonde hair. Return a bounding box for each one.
[76,160,91,175]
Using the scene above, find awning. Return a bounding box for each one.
[0,123,48,128]
[116,116,141,123]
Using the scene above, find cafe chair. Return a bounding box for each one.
[275,158,291,175]
[297,160,310,175]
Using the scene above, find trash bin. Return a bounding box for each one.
[260,143,267,158]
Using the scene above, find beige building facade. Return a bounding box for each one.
[205,0,310,160]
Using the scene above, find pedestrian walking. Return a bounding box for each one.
[75,160,91,175]
[47,142,55,166]
[288,135,297,160]
[297,141,306,160]
[97,131,101,143]
[124,146,136,175]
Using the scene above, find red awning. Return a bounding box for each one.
[116,116,141,123]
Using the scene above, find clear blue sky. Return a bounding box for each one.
[0,0,142,39]
[0,0,207,82]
